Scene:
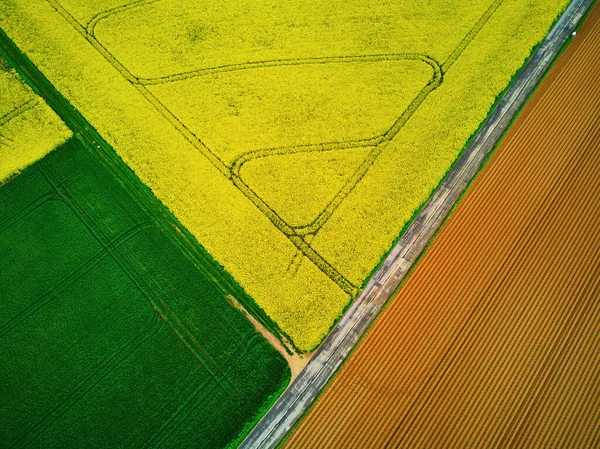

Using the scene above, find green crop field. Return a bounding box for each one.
[0,135,290,448]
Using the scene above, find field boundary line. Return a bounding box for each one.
[0,23,299,352]
[239,0,595,447]
[43,0,500,298]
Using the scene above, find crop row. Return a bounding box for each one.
[284,5,600,446]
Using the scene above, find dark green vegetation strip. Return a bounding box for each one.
[0,25,296,352]
[0,137,290,448]
[0,31,290,447]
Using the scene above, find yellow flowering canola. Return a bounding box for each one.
[0,0,569,351]
[0,66,71,182]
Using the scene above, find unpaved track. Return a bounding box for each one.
[240,1,594,447]
[283,2,600,448]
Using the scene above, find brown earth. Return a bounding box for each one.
[283,3,600,448]
[227,295,311,381]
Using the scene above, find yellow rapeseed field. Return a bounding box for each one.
[0,66,71,182]
[0,0,569,351]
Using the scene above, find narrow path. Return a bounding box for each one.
[240,0,595,447]
[228,295,311,381]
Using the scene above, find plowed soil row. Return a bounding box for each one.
[283,3,600,448]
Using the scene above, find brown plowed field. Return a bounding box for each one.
[283,4,600,448]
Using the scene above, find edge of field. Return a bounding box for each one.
[304,0,575,353]
[240,0,596,447]
[0,29,295,447]
[228,375,293,449]
[275,2,599,444]
[358,0,574,294]
[0,25,302,356]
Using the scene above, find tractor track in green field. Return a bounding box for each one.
[3,171,279,445]
[39,158,239,396]
[0,39,292,446]
[11,311,164,449]
[0,188,58,234]
[43,0,503,299]
[146,331,267,449]
[0,220,154,340]
[0,133,287,447]
[0,26,296,352]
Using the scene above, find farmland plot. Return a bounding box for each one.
[0,136,290,448]
[0,64,70,181]
[0,0,570,351]
[283,4,600,447]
